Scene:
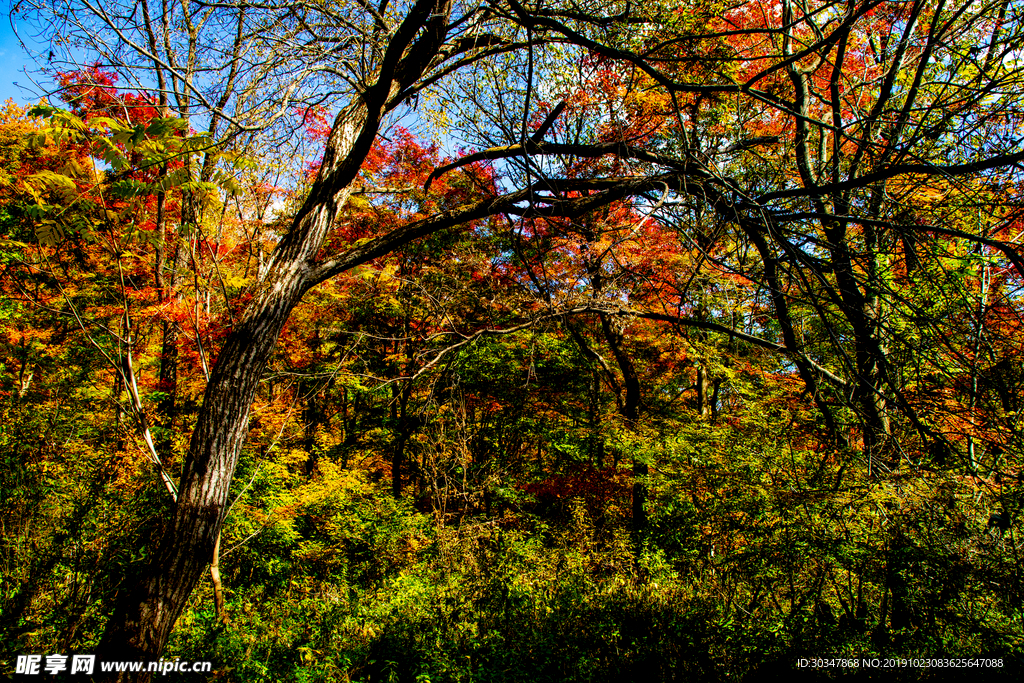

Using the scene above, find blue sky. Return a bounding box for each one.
[0,15,49,106]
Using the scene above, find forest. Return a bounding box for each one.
[1,0,1023,680]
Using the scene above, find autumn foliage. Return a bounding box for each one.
[3,0,1024,677]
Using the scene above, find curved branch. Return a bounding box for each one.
[424,140,692,191]
[757,149,1024,203]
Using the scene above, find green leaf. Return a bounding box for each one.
[35,219,65,246]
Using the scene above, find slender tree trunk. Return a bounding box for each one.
[156,238,184,457]
[694,292,713,418]
[855,219,892,466]
[302,379,323,476]
[392,383,412,499]
[210,530,226,624]
[589,367,603,468]
[695,365,712,417]
[599,314,645,537]
[16,334,33,401]
[887,533,911,633]
[967,235,990,470]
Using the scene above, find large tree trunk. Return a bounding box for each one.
[95,1,453,662]
[96,209,333,667]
